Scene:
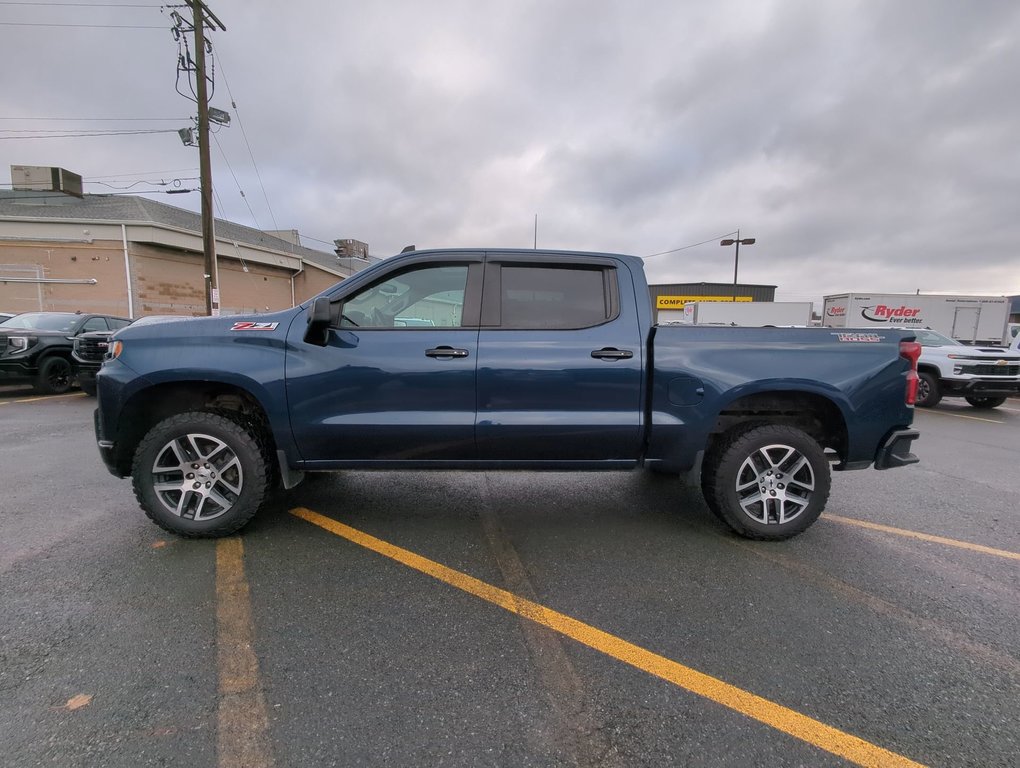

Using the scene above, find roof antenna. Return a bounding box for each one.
[400,245,415,253]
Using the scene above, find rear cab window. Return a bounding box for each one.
[481,261,620,329]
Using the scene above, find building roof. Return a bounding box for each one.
[0,189,339,272]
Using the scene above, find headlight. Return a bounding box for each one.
[7,335,31,353]
[109,340,124,359]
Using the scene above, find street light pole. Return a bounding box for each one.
[720,230,756,301]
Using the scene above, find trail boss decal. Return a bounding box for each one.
[230,321,279,331]
[832,332,883,343]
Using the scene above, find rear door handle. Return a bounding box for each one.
[591,347,634,361]
[425,346,470,359]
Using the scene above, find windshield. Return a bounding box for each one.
[0,312,79,332]
[913,329,961,347]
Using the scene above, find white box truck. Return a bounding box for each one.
[673,301,814,327]
[822,293,1010,345]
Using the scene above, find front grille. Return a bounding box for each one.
[74,335,111,362]
[0,337,7,355]
[958,363,1020,376]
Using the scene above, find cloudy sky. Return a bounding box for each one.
[3,0,1019,304]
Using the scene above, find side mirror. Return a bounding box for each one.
[303,297,332,346]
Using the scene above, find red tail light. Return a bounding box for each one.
[900,340,921,405]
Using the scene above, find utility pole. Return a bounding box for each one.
[188,1,226,315]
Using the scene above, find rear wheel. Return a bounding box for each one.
[964,396,1006,409]
[702,424,830,540]
[35,357,73,395]
[916,372,941,408]
[132,411,269,537]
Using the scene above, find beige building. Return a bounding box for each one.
[0,170,352,318]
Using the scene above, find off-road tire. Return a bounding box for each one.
[132,411,269,538]
[702,424,830,541]
[964,396,1006,409]
[35,356,73,395]
[701,421,770,521]
[916,372,941,408]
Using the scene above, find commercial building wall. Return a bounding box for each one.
[1,238,341,317]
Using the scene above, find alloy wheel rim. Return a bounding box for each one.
[150,432,243,520]
[734,443,815,525]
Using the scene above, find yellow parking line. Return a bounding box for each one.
[290,507,926,768]
[0,392,87,405]
[823,515,1020,561]
[216,538,274,768]
[915,409,1003,424]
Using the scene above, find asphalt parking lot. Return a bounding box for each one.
[1,387,1017,767]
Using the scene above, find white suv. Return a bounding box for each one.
[912,328,1020,409]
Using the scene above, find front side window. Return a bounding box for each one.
[339,265,468,328]
[498,265,612,329]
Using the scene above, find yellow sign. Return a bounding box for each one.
[656,295,753,309]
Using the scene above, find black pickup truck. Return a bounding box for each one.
[73,315,187,395]
[0,312,130,394]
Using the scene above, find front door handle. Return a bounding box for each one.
[425,346,470,359]
[591,347,634,361]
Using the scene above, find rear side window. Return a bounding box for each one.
[495,265,615,329]
[80,317,110,332]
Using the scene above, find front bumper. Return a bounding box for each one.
[0,360,37,380]
[874,428,920,470]
[942,379,1020,397]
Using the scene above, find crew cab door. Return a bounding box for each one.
[286,256,483,464]
[474,255,644,464]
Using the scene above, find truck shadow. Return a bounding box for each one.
[251,468,732,542]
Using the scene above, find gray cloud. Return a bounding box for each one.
[3,0,1018,302]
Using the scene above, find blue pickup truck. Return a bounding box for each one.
[94,249,920,541]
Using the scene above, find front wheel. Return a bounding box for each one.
[702,424,831,540]
[964,396,1006,409]
[35,357,73,395]
[132,412,269,537]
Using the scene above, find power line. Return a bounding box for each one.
[644,231,739,259]
[212,131,260,229]
[0,129,178,139]
[93,177,198,189]
[0,117,189,122]
[0,190,192,200]
[86,168,199,179]
[0,21,165,28]
[0,2,161,6]
[1,128,177,134]
[217,58,280,233]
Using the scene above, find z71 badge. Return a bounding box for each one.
[230,321,279,331]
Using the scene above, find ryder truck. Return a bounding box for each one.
[822,293,1011,346]
[94,249,921,542]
